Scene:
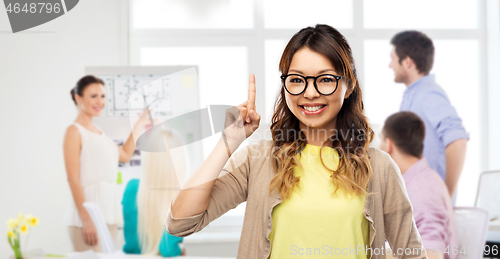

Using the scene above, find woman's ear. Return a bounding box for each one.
[344,82,355,99]
[75,94,82,106]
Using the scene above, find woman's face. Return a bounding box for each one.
[75,83,105,117]
[284,47,348,132]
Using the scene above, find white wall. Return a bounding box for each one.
[0,0,128,257]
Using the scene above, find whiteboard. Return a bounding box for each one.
[103,73,173,117]
[86,66,197,118]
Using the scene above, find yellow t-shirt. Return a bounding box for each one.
[268,144,370,258]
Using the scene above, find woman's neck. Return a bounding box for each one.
[75,111,94,126]
[299,121,336,147]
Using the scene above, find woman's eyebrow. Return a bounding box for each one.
[289,69,336,74]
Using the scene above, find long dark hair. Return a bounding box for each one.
[70,75,104,105]
[269,24,374,199]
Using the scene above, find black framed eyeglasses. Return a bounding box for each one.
[280,73,344,96]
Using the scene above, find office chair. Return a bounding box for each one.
[454,207,489,259]
[83,202,117,253]
[475,171,500,258]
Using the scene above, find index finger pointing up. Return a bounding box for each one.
[247,73,256,115]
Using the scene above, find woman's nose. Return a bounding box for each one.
[304,79,320,98]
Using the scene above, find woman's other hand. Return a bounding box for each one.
[81,218,98,246]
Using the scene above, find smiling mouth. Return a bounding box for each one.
[299,105,327,112]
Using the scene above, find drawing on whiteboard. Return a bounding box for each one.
[100,74,173,117]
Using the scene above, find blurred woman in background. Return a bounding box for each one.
[122,129,187,256]
[63,75,149,252]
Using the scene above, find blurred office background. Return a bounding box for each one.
[0,0,499,257]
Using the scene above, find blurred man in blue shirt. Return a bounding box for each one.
[389,30,469,198]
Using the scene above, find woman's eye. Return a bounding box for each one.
[290,78,303,83]
[321,78,334,83]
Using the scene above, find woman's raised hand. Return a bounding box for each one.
[134,108,154,130]
[223,74,261,148]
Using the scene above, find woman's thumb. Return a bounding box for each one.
[250,110,260,124]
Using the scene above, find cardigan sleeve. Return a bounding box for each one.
[382,155,427,259]
[164,140,255,237]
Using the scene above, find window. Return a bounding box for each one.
[365,40,481,206]
[130,0,487,217]
[132,0,254,29]
[140,46,249,188]
[363,40,405,130]
[264,0,353,29]
[264,40,287,120]
[364,0,478,29]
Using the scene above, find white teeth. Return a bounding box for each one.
[303,105,323,112]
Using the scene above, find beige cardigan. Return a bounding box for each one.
[165,139,427,259]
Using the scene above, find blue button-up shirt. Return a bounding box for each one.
[400,74,469,180]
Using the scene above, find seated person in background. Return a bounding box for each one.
[379,111,458,259]
[122,129,188,257]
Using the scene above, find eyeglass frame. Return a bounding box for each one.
[280,73,345,96]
